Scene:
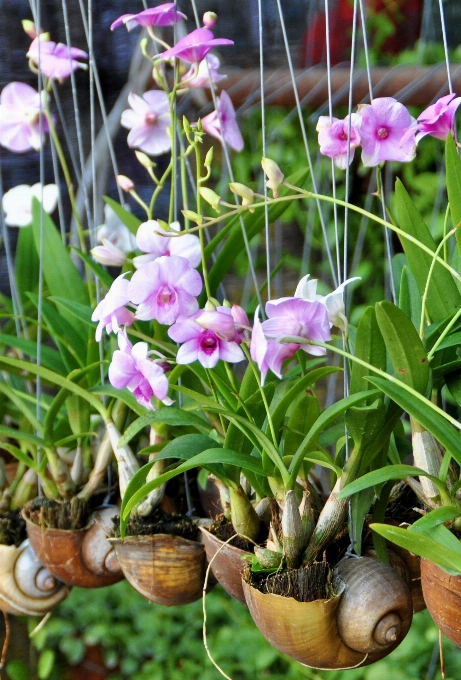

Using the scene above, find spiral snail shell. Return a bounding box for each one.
[24,506,123,588]
[242,556,413,669]
[0,540,68,616]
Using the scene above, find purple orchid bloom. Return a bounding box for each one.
[156,27,233,65]
[27,38,88,80]
[181,54,226,89]
[91,274,136,341]
[0,82,50,153]
[133,220,201,269]
[412,93,461,142]
[110,4,186,31]
[317,114,361,169]
[201,91,244,152]
[109,331,172,410]
[250,298,331,384]
[357,97,416,167]
[121,90,171,156]
[230,304,250,344]
[128,254,202,325]
[168,308,245,368]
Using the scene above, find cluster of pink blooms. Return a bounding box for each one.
[113,5,244,154]
[317,94,461,168]
[92,216,356,407]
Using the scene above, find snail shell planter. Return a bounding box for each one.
[110,532,207,607]
[200,526,251,605]
[420,558,461,647]
[23,506,123,589]
[0,539,69,616]
[242,556,413,670]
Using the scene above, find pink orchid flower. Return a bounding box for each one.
[109,331,172,410]
[250,298,331,384]
[121,90,171,156]
[316,114,361,169]
[410,93,461,143]
[0,82,50,153]
[27,38,88,80]
[294,275,360,333]
[201,91,244,152]
[156,27,233,65]
[181,54,226,89]
[168,308,245,368]
[91,274,135,341]
[133,220,201,269]
[110,4,186,31]
[357,97,416,167]
[128,254,202,325]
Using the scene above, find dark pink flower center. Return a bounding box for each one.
[199,330,219,355]
[145,111,158,125]
[339,131,348,141]
[157,284,176,306]
[377,127,389,139]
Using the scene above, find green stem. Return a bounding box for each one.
[419,227,457,338]
[427,305,461,360]
[241,344,278,449]
[195,143,211,299]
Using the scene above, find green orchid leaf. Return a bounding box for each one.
[395,177,461,321]
[288,389,380,486]
[367,375,461,467]
[370,522,461,575]
[71,248,113,287]
[446,134,461,253]
[89,385,144,416]
[0,333,66,375]
[118,409,212,447]
[375,300,429,395]
[103,196,142,235]
[349,306,386,397]
[410,506,461,531]
[398,266,422,331]
[15,224,40,305]
[338,463,442,498]
[49,297,94,328]
[0,442,39,472]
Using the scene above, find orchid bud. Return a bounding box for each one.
[183,116,192,134]
[199,187,221,213]
[204,299,217,311]
[229,182,255,211]
[22,20,37,39]
[182,209,202,224]
[204,146,214,168]
[116,175,135,192]
[261,157,284,198]
[135,151,154,169]
[203,11,217,28]
[91,239,127,266]
[38,31,51,42]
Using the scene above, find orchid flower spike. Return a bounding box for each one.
[261,158,284,197]
[0,82,50,153]
[317,114,361,169]
[294,275,360,333]
[200,91,244,152]
[111,4,186,31]
[357,97,416,167]
[121,90,171,156]
[155,27,233,65]
[27,37,88,80]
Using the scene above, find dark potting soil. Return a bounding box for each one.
[0,509,27,546]
[386,482,423,524]
[24,496,91,530]
[110,507,199,542]
[209,515,268,552]
[244,560,334,603]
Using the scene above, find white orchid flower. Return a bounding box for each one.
[2,183,58,227]
[294,274,360,333]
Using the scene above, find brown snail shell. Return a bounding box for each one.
[0,540,69,616]
[334,557,413,657]
[365,545,425,613]
[199,526,251,605]
[110,533,207,606]
[420,558,461,647]
[24,506,123,588]
[242,556,413,670]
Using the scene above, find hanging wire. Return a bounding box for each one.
[438,0,453,94]
[274,0,337,288]
[257,0,271,301]
[189,0,263,310]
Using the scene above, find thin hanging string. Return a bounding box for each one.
[60,0,93,230]
[358,0,373,101]
[49,133,66,243]
[76,0,124,206]
[438,0,453,94]
[257,0,271,301]
[0,160,23,338]
[51,84,85,187]
[189,0,263,310]
[324,0,341,284]
[274,0,338,288]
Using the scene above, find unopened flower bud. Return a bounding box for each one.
[204,146,214,168]
[22,20,37,39]
[229,182,255,211]
[203,11,217,28]
[199,187,221,213]
[182,209,202,225]
[261,157,284,198]
[116,175,135,192]
[91,239,127,266]
[135,151,155,169]
[204,299,217,312]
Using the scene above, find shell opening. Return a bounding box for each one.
[373,612,401,646]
